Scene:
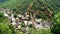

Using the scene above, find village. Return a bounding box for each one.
[0,0,60,34]
[0,8,51,31]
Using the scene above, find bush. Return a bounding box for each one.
[0,23,12,34]
[30,28,51,34]
[17,32,24,34]
[51,12,60,34]
[28,24,33,28]
[0,12,4,22]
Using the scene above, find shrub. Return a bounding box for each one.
[0,23,12,34]
[30,28,51,34]
[51,12,60,34]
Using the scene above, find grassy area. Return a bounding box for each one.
[30,29,51,34]
[0,0,35,10]
[0,0,27,9]
[0,0,60,12]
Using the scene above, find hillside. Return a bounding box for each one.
[0,0,28,9]
[0,0,60,34]
[0,0,60,12]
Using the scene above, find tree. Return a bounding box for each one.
[0,23,12,34]
[0,12,16,34]
[0,12,4,22]
[51,12,60,34]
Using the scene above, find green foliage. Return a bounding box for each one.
[30,29,51,34]
[51,24,60,34]
[51,12,60,34]
[0,12,4,18]
[0,23,16,34]
[0,12,5,22]
[17,32,24,34]
[0,0,60,13]
[9,24,16,34]
[36,14,47,20]
[0,0,59,34]
[0,12,9,24]
[0,0,26,9]
[53,12,60,24]
[0,23,12,34]
[28,24,33,28]
[0,12,16,34]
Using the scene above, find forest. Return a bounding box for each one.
[0,0,60,34]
